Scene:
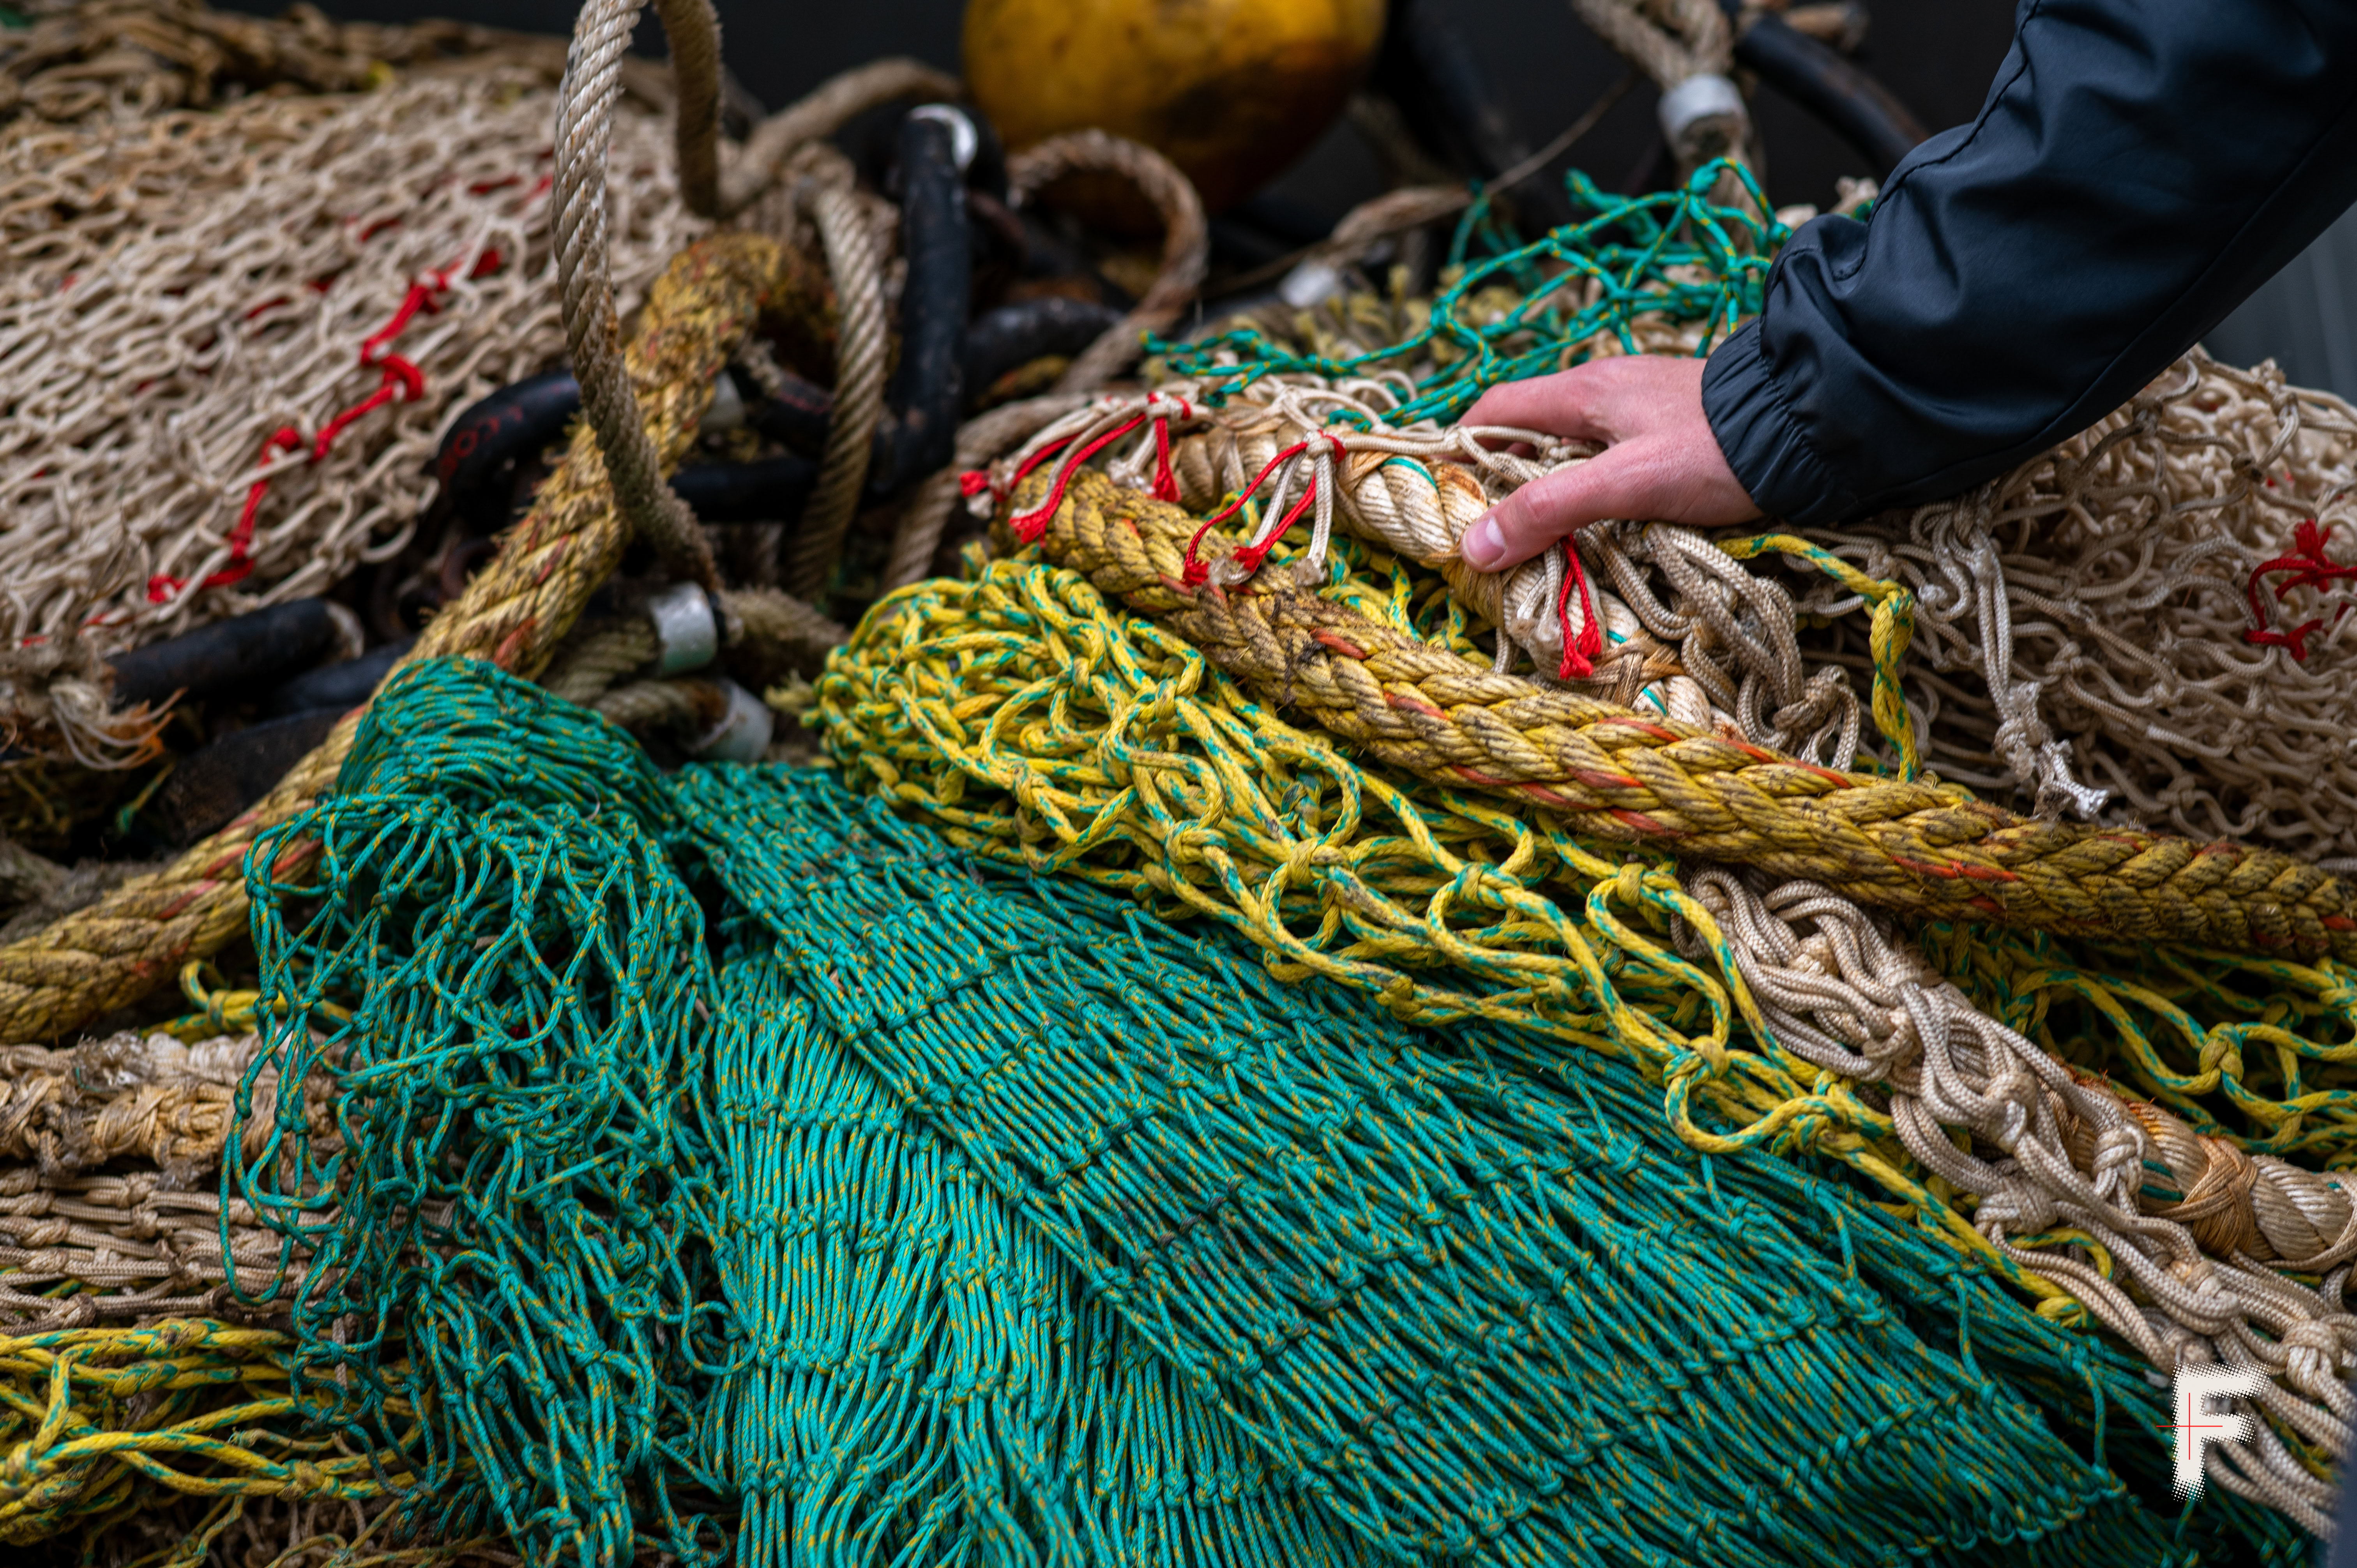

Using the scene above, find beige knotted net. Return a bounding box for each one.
[1793,354,2357,868]
[0,65,703,763]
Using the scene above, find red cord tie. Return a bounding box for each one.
[1180,439,1316,587]
[1555,538,1604,680]
[1002,397,1194,543]
[1149,399,1184,504]
[2242,517,2357,662]
[148,247,504,605]
[1222,434,1344,583]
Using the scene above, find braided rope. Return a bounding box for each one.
[1009,466,2357,959]
[0,234,793,1042]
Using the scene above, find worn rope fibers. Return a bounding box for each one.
[235,659,2299,1564]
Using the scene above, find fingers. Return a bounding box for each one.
[1459,433,1760,572]
[1462,370,1613,444]
[1460,355,1694,444]
[1458,442,1657,571]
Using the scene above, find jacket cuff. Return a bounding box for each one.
[1700,319,1850,528]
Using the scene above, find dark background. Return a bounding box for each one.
[225,0,2024,219]
[217,0,2353,393]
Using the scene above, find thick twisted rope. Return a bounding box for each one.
[553,0,727,593]
[1005,130,1207,393]
[0,234,793,1042]
[1009,466,2357,959]
[539,585,840,707]
[783,169,890,599]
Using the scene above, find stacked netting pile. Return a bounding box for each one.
[225,657,2301,1566]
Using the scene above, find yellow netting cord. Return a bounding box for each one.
[0,1321,405,1549]
[818,527,2357,1305]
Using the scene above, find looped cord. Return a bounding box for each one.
[1005,130,1209,393]
[782,167,889,599]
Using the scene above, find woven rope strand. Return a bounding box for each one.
[1005,466,2357,960]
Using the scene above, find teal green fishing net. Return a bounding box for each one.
[1156,160,1790,426]
[228,658,2304,1566]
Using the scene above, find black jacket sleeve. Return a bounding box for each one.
[1701,0,2357,528]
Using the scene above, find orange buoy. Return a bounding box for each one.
[963,0,1386,214]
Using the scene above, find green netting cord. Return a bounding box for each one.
[226,659,2303,1567]
[1155,160,1785,427]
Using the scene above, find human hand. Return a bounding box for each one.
[1456,355,1762,572]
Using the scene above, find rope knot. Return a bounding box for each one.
[2278,1319,2346,1399]
[1976,1172,2059,1236]
[1180,434,1345,590]
[2086,1123,2148,1205]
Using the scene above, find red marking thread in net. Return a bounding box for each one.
[147,426,301,602]
[148,248,505,605]
[1181,440,1314,587]
[2242,517,2357,661]
[959,470,995,498]
[1148,401,1189,503]
[1556,538,1604,680]
[311,356,426,459]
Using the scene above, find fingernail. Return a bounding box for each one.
[1463,514,1505,571]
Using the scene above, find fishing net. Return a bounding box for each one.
[1,7,2350,1549]
[818,514,2357,1519]
[1155,162,2357,869]
[892,161,2357,1526]
[230,655,2302,1566]
[0,0,574,128]
[0,63,701,764]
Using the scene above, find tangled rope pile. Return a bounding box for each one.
[232,655,2301,1567]
[0,64,701,763]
